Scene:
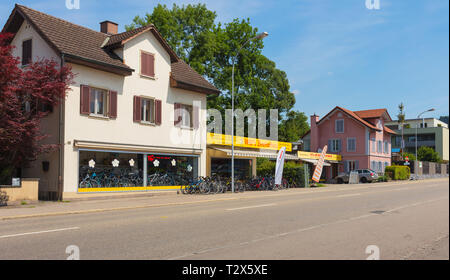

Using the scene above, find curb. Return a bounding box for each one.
[0,195,262,221]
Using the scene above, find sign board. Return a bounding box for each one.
[312,145,327,183]
[12,178,21,187]
[207,133,292,152]
[298,151,341,162]
[349,171,359,184]
[274,146,287,185]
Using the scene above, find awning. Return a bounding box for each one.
[298,158,331,167]
[211,147,299,160]
[210,147,330,166]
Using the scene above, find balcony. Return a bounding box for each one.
[404,140,436,148]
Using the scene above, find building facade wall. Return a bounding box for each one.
[11,20,62,198]
[62,31,208,193]
[309,108,392,179]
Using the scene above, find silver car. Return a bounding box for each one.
[335,169,379,184]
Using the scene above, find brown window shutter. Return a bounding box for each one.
[22,39,32,66]
[133,96,141,122]
[141,52,155,77]
[155,99,162,125]
[80,85,90,115]
[109,91,117,118]
[141,52,148,76]
[148,54,155,77]
[193,105,199,129]
[174,103,181,126]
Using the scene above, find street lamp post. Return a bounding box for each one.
[415,108,435,161]
[231,32,268,193]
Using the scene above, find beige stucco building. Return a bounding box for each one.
[3,5,220,199]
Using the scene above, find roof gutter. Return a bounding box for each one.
[63,53,134,76]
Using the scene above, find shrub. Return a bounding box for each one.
[385,165,410,180]
[417,146,441,163]
[377,175,389,182]
[257,159,306,187]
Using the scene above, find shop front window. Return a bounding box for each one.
[79,150,199,189]
[79,151,143,188]
[211,158,252,180]
[147,154,198,186]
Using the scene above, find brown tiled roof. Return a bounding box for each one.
[106,26,150,47]
[354,109,392,121]
[171,61,220,94]
[5,5,132,72]
[301,106,397,140]
[383,125,397,135]
[3,4,219,94]
[335,106,380,130]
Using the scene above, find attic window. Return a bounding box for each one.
[140,51,155,78]
[22,39,32,66]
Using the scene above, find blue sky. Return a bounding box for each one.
[1,0,448,121]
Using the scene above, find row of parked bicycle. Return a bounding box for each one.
[78,167,301,193]
[181,176,299,195]
[78,167,192,188]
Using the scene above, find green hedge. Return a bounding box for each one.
[256,159,307,187]
[385,165,410,180]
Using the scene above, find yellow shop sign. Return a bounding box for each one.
[207,133,292,152]
[298,151,342,161]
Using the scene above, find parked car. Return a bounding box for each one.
[335,169,379,184]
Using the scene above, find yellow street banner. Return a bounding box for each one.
[298,151,341,161]
[312,145,328,183]
[207,133,292,152]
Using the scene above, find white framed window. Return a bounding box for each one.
[384,141,389,154]
[180,104,193,128]
[371,138,376,153]
[141,97,155,124]
[377,140,382,153]
[89,88,108,116]
[335,119,344,133]
[347,138,356,152]
[329,139,341,152]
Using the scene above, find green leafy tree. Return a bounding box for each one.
[417,146,441,163]
[127,4,302,140]
[279,111,310,142]
[402,152,416,161]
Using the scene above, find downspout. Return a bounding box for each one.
[58,53,65,201]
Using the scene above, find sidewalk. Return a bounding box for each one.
[1,177,447,221]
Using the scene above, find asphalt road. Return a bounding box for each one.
[0,179,448,260]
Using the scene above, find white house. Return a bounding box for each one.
[3,5,220,199]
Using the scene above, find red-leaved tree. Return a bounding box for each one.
[0,32,74,184]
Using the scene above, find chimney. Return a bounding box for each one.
[100,21,118,35]
[310,114,320,153]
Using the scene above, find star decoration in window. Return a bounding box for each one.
[153,159,160,167]
[112,159,120,167]
[88,159,95,168]
[129,159,135,167]
[187,164,192,172]
[171,159,176,166]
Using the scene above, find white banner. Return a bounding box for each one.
[312,145,328,183]
[275,146,287,185]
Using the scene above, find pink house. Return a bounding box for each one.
[302,107,396,180]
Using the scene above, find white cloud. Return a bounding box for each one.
[292,89,301,95]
